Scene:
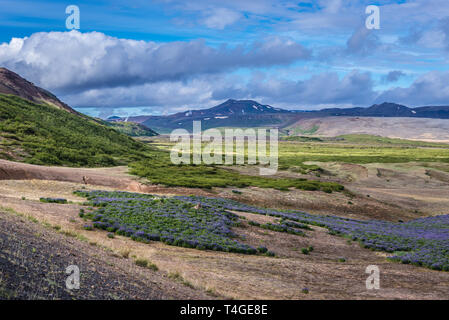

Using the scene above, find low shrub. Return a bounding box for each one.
[39,197,68,204]
[257,246,268,253]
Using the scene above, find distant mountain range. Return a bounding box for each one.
[2,65,449,138]
[318,102,449,118]
[118,99,297,133]
[114,100,449,133]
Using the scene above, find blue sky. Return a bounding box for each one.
[0,0,449,117]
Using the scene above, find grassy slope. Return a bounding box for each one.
[0,94,148,166]
[144,134,449,178]
[102,120,158,137]
[277,134,449,169]
[335,134,449,147]
[129,159,343,191]
[284,134,449,147]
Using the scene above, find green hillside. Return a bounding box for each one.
[0,94,148,167]
[103,120,158,137]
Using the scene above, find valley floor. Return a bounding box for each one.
[0,159,449,299]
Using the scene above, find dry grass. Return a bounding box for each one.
[1,182,449,299]
[2,157,449,299]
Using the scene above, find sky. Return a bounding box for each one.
[0,0,448,118]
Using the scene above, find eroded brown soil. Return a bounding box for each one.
[0,159,213,197]
[0,206,211,300]
[1,182,449,299]
[1,159,449,299]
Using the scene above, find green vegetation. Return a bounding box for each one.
[136,134,445,190]
[103,120,158,137]
[0,94,148,166]
[39,197,67,204]
[287,124,319,135]
[278,136,449,166]
[135,258,158,271]
[282,136,323,142]
[133,133,449,190]
[168,272,194,288]
[4,93,448,192]
[283,133,449,147]
[0,94,339,191]
[129,157,343,191]
[335,134,449,147]
[260,222,305,235]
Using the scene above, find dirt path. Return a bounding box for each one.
[1,158,442,222]
[0,159,213,196]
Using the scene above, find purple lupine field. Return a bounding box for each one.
[75,190,449,272]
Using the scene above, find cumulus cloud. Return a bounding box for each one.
[251,70,376,106]
[399,17,449,50]
[65,75,223,109]
[383,70,406,83]
[439,17,449,50]
[201,8,242,29]
[0,31,310,94]
[59,69,377,113]
[376,70,449,106]
[346,27,380,55]
[209,70,377,107]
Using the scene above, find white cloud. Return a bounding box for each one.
[346,27,380,55]
[246,70,376,106]
[0,31,310,94]
[64,69,378,113]
[64,74,229,110]
[376,70,449,106]
[202,8,242,29]
[383,70,406,83]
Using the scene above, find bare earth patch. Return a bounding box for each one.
[0,206,210,300]
[1,159,449,299]
[1,188,449,299]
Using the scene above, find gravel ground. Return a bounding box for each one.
[0,208,210,300]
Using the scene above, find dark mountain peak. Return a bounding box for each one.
[365,102,412,117]
[161,99,290,122]
[370,102,409,109]
[209,99,288,115]
[107,115,122,121]
[0,67,78,114]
